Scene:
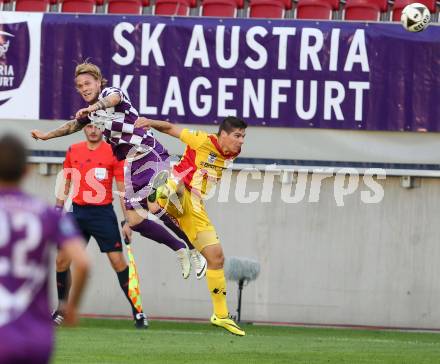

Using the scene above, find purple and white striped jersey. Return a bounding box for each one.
[0,188,81,362]
[80,86,161,161]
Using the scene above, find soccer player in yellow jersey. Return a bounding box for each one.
[135,116,247,336]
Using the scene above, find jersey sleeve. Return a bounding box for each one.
[113,158,125,183]
[51,210,83,248]
[100,87,124,103]
[179,129,208,150]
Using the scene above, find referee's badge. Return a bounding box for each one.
[94,168,107,180]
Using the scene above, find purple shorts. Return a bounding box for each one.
[124,148,170,210]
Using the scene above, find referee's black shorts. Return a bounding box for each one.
[71,203,123,253]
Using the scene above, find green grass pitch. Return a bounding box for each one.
[53,318,440,364]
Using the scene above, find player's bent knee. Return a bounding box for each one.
[107,252,127,271]
[147,200,160,214]
[217,253,225,268]
[205,255,224,269]
[201,244,224,269]
[126,209,146,227]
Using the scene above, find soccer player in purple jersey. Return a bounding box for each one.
[31,61,207,280]
[0,134,89,364]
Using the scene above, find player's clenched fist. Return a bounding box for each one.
[31,129,49,141]
[75,106,94,120]
[134,117,152,130]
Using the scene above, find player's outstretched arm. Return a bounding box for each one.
[135,117,183,139]
[60,237,90,326]
[75,93,121,120]
[31,119,85,141]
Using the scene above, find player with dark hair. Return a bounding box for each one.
[52,123,148,328]
[0,134,89,364]
[30,61,206,280]
[134,116,247,336]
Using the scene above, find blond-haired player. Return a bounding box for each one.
[31,61,207,281]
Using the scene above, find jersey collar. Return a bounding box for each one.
[208,135,239,159]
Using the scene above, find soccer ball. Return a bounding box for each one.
[401,3,431,32]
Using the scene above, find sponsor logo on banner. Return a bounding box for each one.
[0,31,12,58]
[0,23,30,105]
[0,13,42,119]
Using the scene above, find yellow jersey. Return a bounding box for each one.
[173,129,239,197]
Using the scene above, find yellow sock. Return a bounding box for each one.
[206,269,228,318]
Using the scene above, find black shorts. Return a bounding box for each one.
[71,203,123,253]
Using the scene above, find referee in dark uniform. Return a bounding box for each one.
[52,123,148,328]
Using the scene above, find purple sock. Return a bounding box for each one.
[132,219,186,251]
[154,209,195,250]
